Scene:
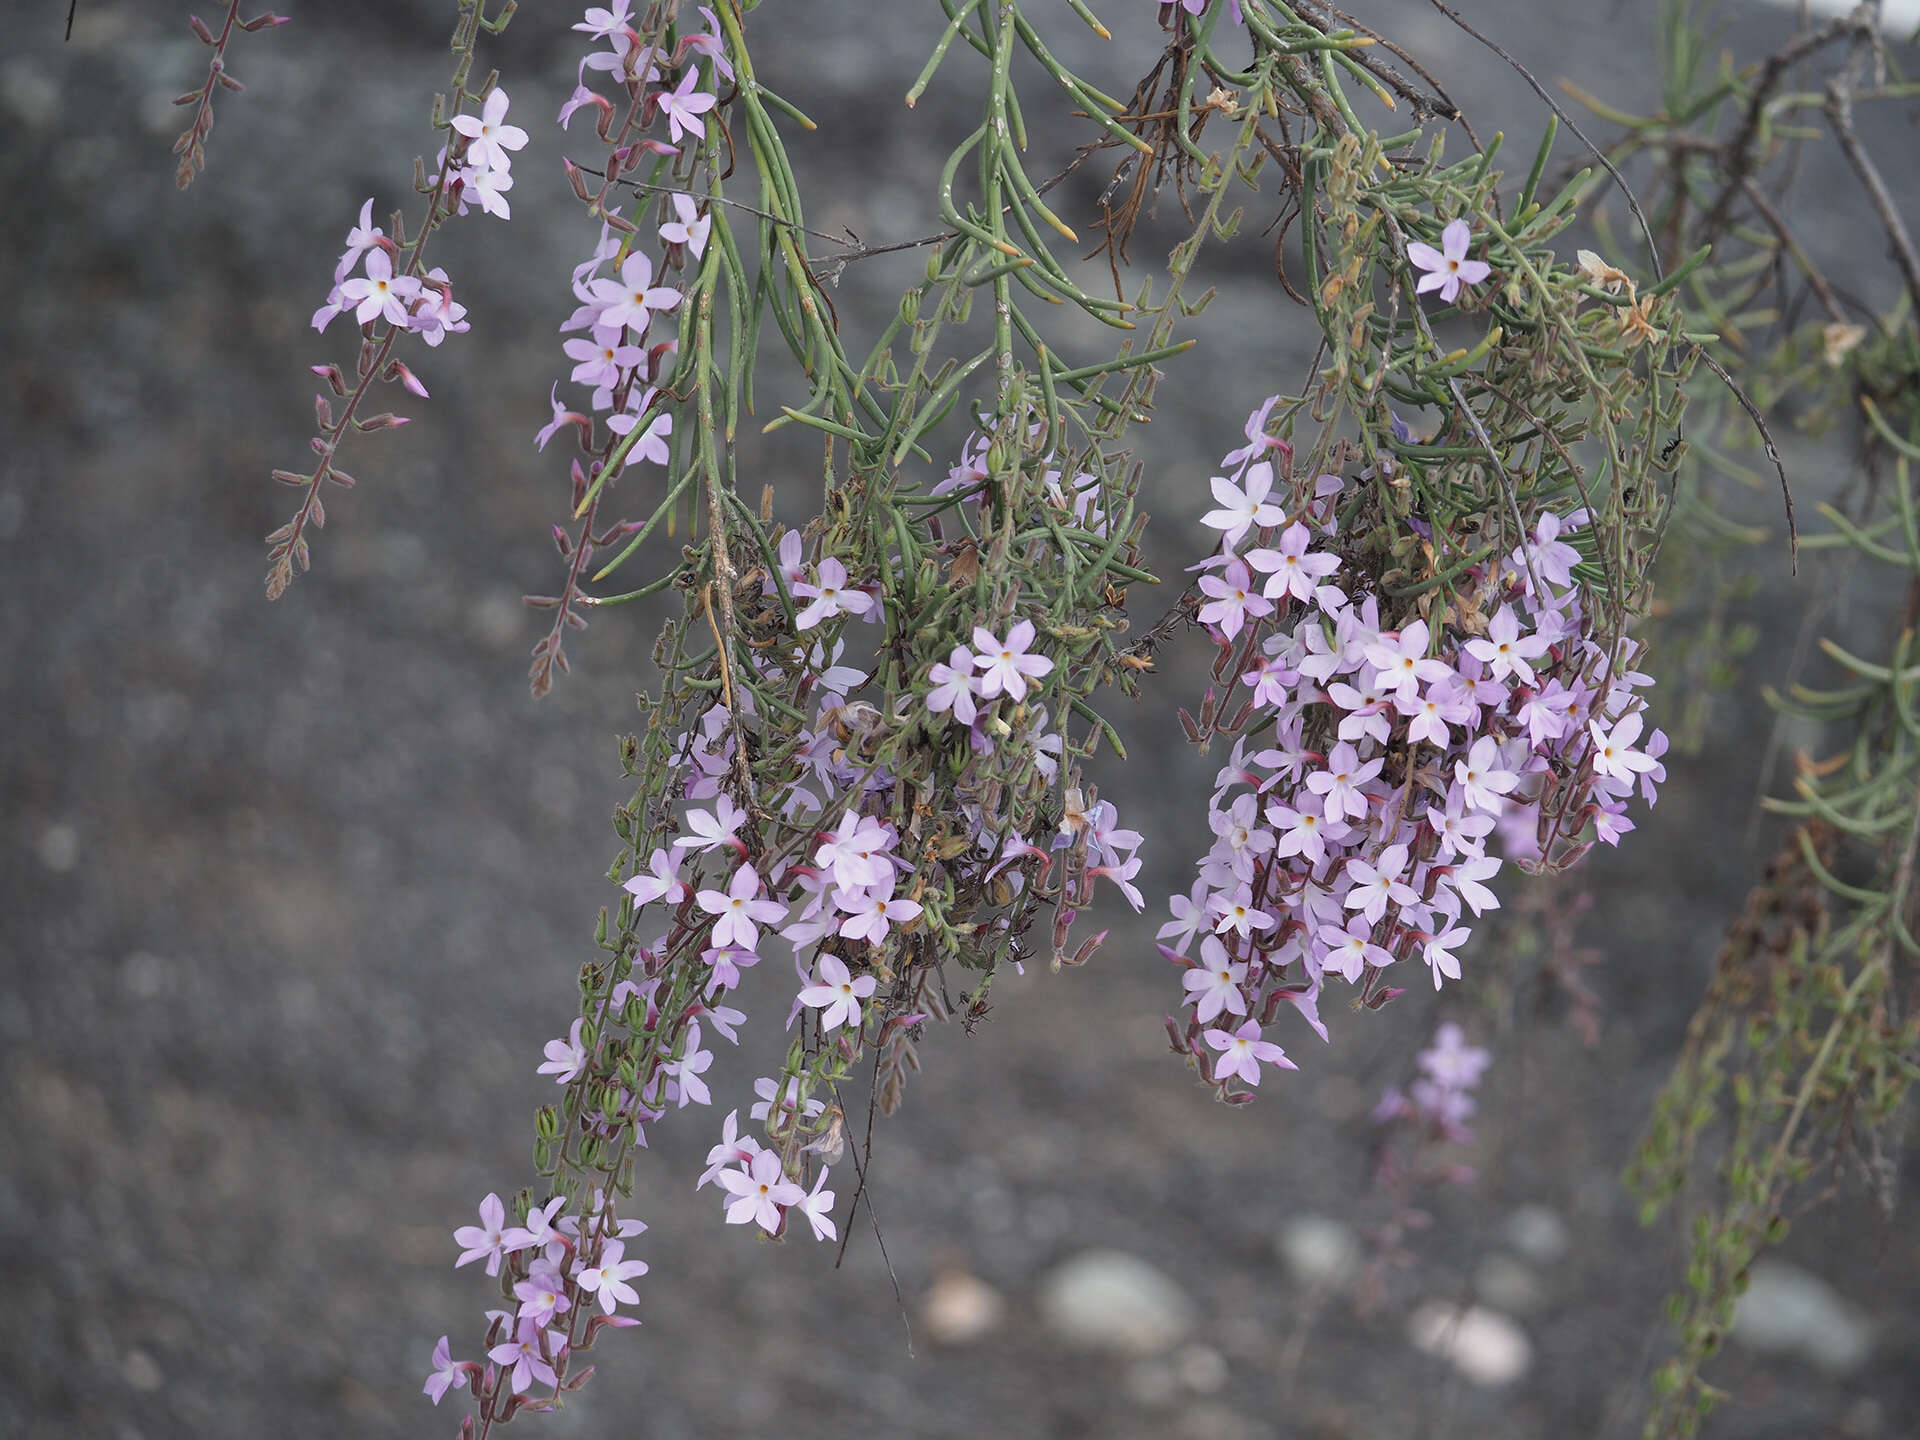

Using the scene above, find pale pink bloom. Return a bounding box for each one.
[573,1239,648,1313]
[456,162,513,219]
[334,198,383,282]
[1420,1022,1492,1089]
[453,1192,515,1276]
[338,249,420,327]
[698,1109,762,1188]
[1588,711,1659,782]
[449,87,529,174]
[1158,876,1212,955]
[1205,1019,1295,1086]
[488,1317,560,1394]
[1305,740,1383,822]
[1182,935,1248,1024]
[751,1074,825,1125]
[717,1149,805,1232]
[1198,558,1273,639]
[1453,736,1520,814]
[815,810,894,889]
[795,1168,837,1241]
[697,861,786,950]
[1344,843,1418,924]
[657,65,718,144]
[1246,521,1340,604]
[1200,461,1285,548]
[1465,604,1551,685]
[682,7,736,83]
[589,251,681,334]
[926,645,980,725]
[574,2,634,40]
[675,794,747,853]
[1407,218,1492,304]
[1209,884,1275,941]
[537,1018,588,1084]
[514,1259,572,1324]
[971,620,1054,700]
[793,557,876,630]
[836,876,922,944]
[1318,916,1393,983]
[1422,923,1471,988]
[623,847,689,907]
[1363,620,1450,700]
[424,1335,469,1405]
[659,192,712,258]
[798,954,876,1032]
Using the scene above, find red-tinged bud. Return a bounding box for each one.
[1164,1015,1189,1053]
[314,394,333,429]
[564,159,591,202]
[459,1416,476,1440]
[172,91,201,107]
[388,362,430,399]
[271,468,306,487]
[309,436,333,456]
[1224,1090,1255,1107]
[309,495,326,529]
[1178,707,1201,743]
[241,13,291,30]
[1364,986,1405,1011]
[562,1364,598,1390]
[330,470,356,489]
[552,526,574,557]
[310,363,348,394]
[1068,930,1108,967]
[188,14,215,43]
[357,413,409,431]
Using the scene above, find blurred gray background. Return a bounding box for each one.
[2,1,1916,1436]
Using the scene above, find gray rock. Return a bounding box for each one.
[1729,1259,1873,1376]
[1277,1214,1361,1292]
[1503,1204,1570,1265]
[1038,1249,1194,1355]
[1407,1302,1533,1387]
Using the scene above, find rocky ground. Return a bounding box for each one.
[1,2,1915,1437]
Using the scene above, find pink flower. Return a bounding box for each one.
[1318,916,1393,983]
[514,1258,572,1324]
[1198,558,1273,640]
[537,1018,588,1084]
[698,1108,762,1188]
[487,1317,560,1394]
[1200,461,1285,548]
[1453,736,1520,814]
[1465,604,1551,685]
[815,809,894,889]
[1182,935,1248,1024]
[1305,740,1383,822]
[835,876,922,944]
[797,954,876,1032]
[1246,521,1341,605]
[423,1334,471,1405]
[337,249,420,327]
[623,846,689,907]
[1205,1019,1295,1086]
[717,1149,805,1232]
[1363,620,1450,701]
[334,198,383,283]
[454,1192,518,1276]
[675,794,747,854]
[793,557,876,630]
[697,862,786,951]
[589,251,681,335]
[657,65,718,145]
[449,87,529,173]
[1209,884,1275,941]
[1343,843,1418,924]
[1588,711,1658,782]
[573,1239,649,1313]
[1407,218,1492,304]
[926,645,980,725]
[659,192,711,258]
[795,1168,837,1242]
[971,619,1054,700]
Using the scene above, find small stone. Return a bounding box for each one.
[922,1268,1004,1347]
[1474,1254,1546,1315]
[1729,1259,1872,1376]
[1124,1357,1180,1407]
[1174,1342,1229,1394]
[1502,1204,1569,1264]
[1407,1302,1532,1386]
[122,1349,164,1393]
[35,822,79,873]
[1277,1214,1359,1291]
[1038,1249,1193,1356]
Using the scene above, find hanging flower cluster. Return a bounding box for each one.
[1161,391,1667,1098]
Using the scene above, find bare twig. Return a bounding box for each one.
[1825,17,1920,319]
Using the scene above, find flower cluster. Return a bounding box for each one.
[1374,1021,1492,1144]
[427,1189,647,1411]
[1162,394,1666,1096]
